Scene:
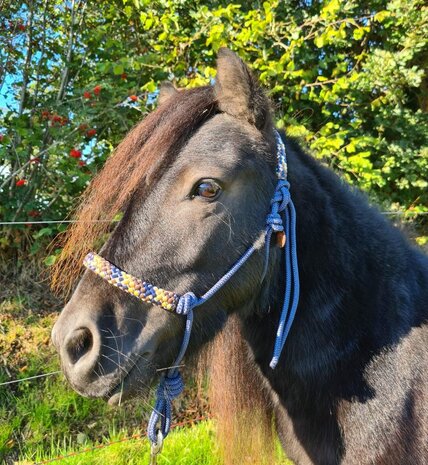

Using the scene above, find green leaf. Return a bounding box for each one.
[113,64,124,75]
[34,227,53,239]
[353,27,369,40]
[314,33,326,48]
[374,11,391,23]
[321,0,341,19]
[43,255,57,266]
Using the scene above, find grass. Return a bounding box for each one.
[19,420,222,465]
[0,291,290,465]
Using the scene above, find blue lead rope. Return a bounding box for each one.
[147,130,299,446]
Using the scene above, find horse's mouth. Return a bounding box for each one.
[106,359,155,406]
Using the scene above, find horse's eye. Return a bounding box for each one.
[192,180,221,199]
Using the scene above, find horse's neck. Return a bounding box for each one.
[242,139,426,393]
[239,139,428,465]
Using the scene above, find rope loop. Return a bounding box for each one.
[266,212,284,232]
[275,180,291,209]
[161,371,184,399]
[147,371,185,444]
[175,292,198,315]
[266,179,291,232]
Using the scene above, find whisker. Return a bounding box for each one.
[156,364,185,372]
[102,332,130,339]
[101,353,127,375]
[100,345,145,378]
[107,328,123,376]
[216,201,235,242]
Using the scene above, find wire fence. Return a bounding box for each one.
[0,220,118,225]
[0,371,61,386]
[0,210,427,226]
[0,364,186,388]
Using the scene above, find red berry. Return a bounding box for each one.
[78,160,86,167]
[18,24,26,32]
[70,149,82,158]
[83,91,92,99]
[93,85,101,96]
[30,157,40,164]
[16,179,26,186]
[129,95,138,102]
[86,129,96,137]
[41,110,50,119]
[121,73,127,80]
[28,210,41,217]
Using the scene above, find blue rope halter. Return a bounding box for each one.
[84,130,300,451]
[147,130,299,446]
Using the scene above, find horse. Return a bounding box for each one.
[51,48,428,465]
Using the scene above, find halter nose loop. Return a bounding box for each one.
[176,292,199,315]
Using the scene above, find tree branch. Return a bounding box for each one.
[57,0,76,102]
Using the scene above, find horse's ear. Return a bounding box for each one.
[158,82,178,105]
[214,48,271,130]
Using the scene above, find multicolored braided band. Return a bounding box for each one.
[83,252,180,312]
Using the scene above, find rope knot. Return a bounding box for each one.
[266,212,284,231]
[159,372,184,400]
[266,180,291,231]
[175,292,198,315]
[275,180,291,212]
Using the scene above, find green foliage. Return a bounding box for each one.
[0,0,427,258]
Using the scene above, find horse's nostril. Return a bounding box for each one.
[66,328,94,364]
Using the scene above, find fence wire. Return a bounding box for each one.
[0,210,428,226]
[0,211,427,226]
[0,371,61,386]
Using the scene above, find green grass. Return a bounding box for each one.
[20,421,222,465]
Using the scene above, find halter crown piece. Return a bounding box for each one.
[83,130,300,453]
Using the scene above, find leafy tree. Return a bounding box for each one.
[1,0,427,261]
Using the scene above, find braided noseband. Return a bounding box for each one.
[83,129,300,450]
[83,252,180,312]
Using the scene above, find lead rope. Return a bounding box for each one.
[115,131,298,462]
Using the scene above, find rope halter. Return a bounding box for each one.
[82,129,300,450]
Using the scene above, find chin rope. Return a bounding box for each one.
[83,129,299,457]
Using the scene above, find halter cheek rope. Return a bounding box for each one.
[83,129,300,455]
